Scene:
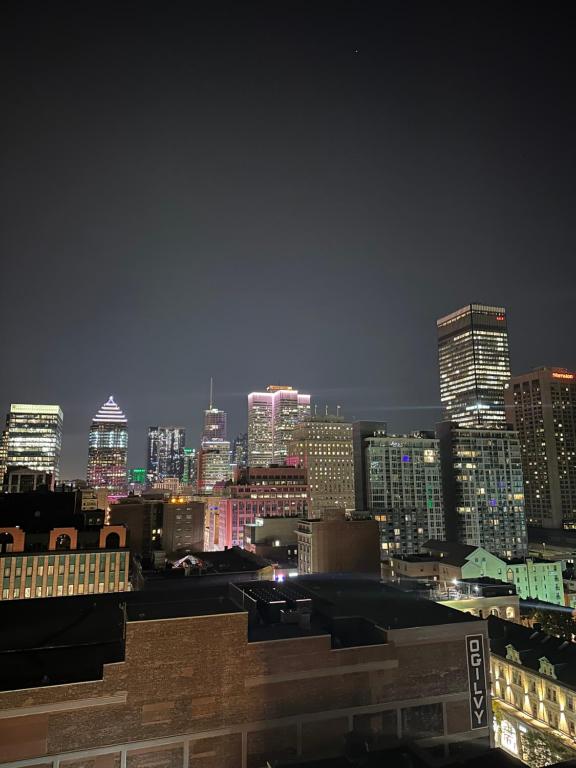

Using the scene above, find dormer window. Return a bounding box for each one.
[506,644,521,664]
[539,657,557,679]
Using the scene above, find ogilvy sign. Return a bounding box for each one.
[466,634,489,729]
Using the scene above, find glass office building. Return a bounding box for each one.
[0,404,63,485]
[87,396,128,493]
[437,304,511,428]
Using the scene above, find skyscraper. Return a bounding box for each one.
[197,439,232,494]
[248,386,311,466]
[182,447,197,487]
[438,421,527,558]
[364,431,445,555]
[437,304,511,428]
[0,404,63,485]
[147,426,186,483]
[202,379,227,441]
[288,415,354,517]
[87,396,128,493]
[231,432,248,469]
[505,367,576,529]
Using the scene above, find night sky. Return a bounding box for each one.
[1,1,575,479]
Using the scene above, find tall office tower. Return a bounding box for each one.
[87,396,128,493]
[364,432,445,555]
[438,422,527,558]
[231,433,248,468]
[0,404,63,486]
[505,368,576,529]
[352,421,388,510]
[437,304,511,428]
[248,386,311,466]
[197,439,232,494]
[147,426,186,483]
[182,447,197,486]
[288,415,354,517]
[202,380,227,441]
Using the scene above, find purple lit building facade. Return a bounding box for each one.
[86,397,128,494]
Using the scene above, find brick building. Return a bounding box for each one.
[0,579,492,766]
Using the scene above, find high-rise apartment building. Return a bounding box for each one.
[352,420,388,511]
[364,432,445,555]
[0,404,63,485]
[288,415,354,517]
[248,386,310,466]
[147,426,186,483]
[86,397,128,494]
[437,304,511,428]
[438,422,527,558]
[505,367,576,529]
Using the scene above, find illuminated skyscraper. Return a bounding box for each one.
[147,426,186,483]
[248,386,311,466]
[0,404,63,485]
[197,439,232,494]
[231,433,248,469]
[505,367,576,529]
[182,447,197,486]
[437,304,511,428]
[202,379,227,441]
[288,415,354,517]
[87,396,128,493]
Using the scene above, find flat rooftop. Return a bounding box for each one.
[0,576,480,692]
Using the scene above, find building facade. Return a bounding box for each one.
[182,447,197,486]
[0,526,129,600]
[0,404,63,485]
[0,579,493,766]
[86,397,128,493]
[297,510,381,575]
[288,415,355,517]
[352,420,388,511]
[364,432,445,555]
[147,426,186,484]
[505,367,576,529]
[438,422,527,558]
[197,439,232,494]
[423,542,564,606]
[204,466,307,550]
[437,304,511,428]
[491,617,576,764]
[248,386,310,467]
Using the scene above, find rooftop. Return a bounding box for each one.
[0,576,480,692]
[489,616,576,688]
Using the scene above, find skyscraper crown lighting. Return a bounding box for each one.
[92,396,127,424]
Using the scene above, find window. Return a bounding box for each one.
[401,704,443,739]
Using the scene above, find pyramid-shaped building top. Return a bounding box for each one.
[92,396,127,424]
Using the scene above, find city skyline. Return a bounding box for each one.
[1,318,575,481]
[2,4,575,480]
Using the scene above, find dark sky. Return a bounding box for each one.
[1,1,575,479]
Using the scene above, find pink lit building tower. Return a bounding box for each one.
[87,396,128,494]
[247,386,311,467]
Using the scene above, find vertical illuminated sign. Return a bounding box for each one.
[466,634,488,729]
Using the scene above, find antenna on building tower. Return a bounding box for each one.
[337,405,341,417]
[209,377,214,409]
[325,404,328,417]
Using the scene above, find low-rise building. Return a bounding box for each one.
[297,510,380,576]
[425,541,564,606]
[0,500,129,600]
[490,616,576,763]
[0,578,493,766]
[243,516,298,573]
